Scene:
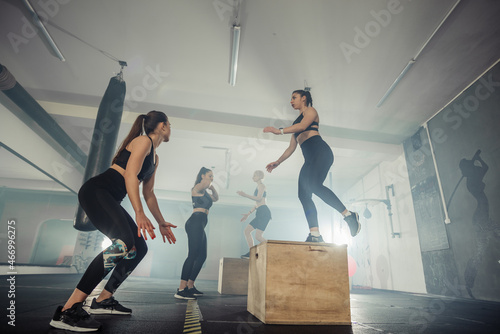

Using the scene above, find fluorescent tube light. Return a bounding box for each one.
[229,25,241,86]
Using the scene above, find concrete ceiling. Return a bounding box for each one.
[1,0,499,205]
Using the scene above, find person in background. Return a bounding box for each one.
[175,167,219,300]
[237,170,272,259]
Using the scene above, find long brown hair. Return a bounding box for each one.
[112,110,168,164]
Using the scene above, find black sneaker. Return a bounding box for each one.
[188,286,204,296]
[49,302,101,332]
[305,233,324,242]
[344,211,361,237]
[240,252,250,259]
[174,287,196,300]
[89,297,131,315]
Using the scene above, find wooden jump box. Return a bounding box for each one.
[247,240,351,325]
[218,257,249,295]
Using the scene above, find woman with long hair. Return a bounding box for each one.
[264,90,360,242]
[237,170,272,258]
[50,111,177,332]
[174,167,219,300]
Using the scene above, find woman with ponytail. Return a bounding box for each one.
[50,111,177,332]
[174,167,218,300]
[264,90,361,243]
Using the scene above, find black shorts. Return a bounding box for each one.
[249,205,272,231]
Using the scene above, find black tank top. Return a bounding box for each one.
[292,113,319,138]
[192,191,213,210]
[114,136,156,181]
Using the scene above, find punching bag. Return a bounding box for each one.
[74,74,126,231]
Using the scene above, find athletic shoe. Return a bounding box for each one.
[240,252,250,259]
[344,211,361,237]
[305,233,324,242]
[89,297,132,315]
[188,286,204,296]
[49,302,101,332]
[174,287,196,300]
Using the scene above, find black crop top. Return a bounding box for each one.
[192,191,213,210]
[254,188,266,198]
[292,113,319,138]
[114,136,156,181]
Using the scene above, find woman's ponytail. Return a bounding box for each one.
[112,114,146,165]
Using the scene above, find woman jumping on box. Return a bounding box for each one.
[175,167,219,299]
[264,90,360,242]
[237,170,272,259]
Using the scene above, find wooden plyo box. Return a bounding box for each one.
[217,257,249,295]
[247,240,351,325]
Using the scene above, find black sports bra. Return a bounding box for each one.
[192,191,213,210]
[292,113,319,138]
[254,188,266,198]
[114,136,156,181]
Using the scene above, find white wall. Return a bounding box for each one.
[343,153,427,294]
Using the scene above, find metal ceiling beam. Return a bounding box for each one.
[0,64,86,168]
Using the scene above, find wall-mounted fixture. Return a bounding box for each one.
[349,184,401,238]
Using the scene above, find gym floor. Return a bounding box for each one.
[1,274,499,333]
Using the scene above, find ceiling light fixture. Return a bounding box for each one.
[21,0,65,61]
[376,0,461,107]
[229,25,241,86]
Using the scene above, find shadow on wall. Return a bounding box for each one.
[449,149,500,299]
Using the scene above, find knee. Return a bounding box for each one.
[298,191,312,203]
[103,239,129,271]
[255,233,266,243]
[200,248,208,261]
[124,246,136,260]
[137,243,148,260]
[200,252,207,262]
[127,240,148,261]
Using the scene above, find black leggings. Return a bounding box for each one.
[180,212,208,282]
[298,136,346,229]
[76,169,147,295]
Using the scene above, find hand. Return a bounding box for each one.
[241,213,250,222]
[263,126,280,135]
[136,212,156,240]
[159,221,177,244]
[266,161,280,173]
[237,190,246,197]
[473,149,481,160]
